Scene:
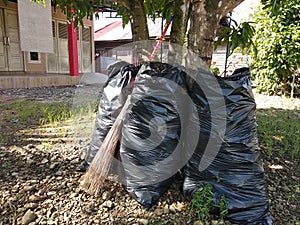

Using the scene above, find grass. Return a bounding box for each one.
[0,98,98,147]
[256,109,300,158]
[0,100,74,146]
[191,184,214,221]
[254,92,300,159]
[0,99,72,125]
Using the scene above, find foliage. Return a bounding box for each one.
[112,0,174,28]
[210,66,220,75]
[214,17,257,56]
[251,0,300,94]
[110,3,130,28]
[3,0,105,27]
[191,183,228,222]
[191,184,214,221]
[144,0,174,21]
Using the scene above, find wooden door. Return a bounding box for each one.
[0,9,23,72]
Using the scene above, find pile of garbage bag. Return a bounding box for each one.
[84,62,272,224]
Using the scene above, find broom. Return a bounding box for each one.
[79,96,131,195]
[79,17,173,196]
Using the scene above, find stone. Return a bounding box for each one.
[154,208,164,216]
[267,186,276,192]
[47,191,57,196]
[28,195,43,202]
[55,171,63,176]
[43,199,53,204]
[102,200,113,209]
[23,186,36,192]
[169,205,176,213]
[22,210,37,225]
[41,159,49,164]
[211,220,221,225]
[101,213,109,219]
[50,162,59,169]
[163,205,170,214]
[26,158,35,165]
[138,218,149,225]
[102,191,111,200]
[24,203,38,210]
[69,193,77,198]
[282,186,291,193]
[128,218,135,222]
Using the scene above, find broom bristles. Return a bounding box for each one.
[80,96,131,195]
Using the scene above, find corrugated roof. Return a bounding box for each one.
[94,18,171,41]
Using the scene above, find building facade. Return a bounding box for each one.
[0,1,94,75]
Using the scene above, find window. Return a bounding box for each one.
[28,52,41,63]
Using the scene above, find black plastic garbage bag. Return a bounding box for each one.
[120,62,191,209]
[183,68,272,224]
[84,61,138,165]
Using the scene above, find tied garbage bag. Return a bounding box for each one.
[84,61,139,165]
[183,67,272,224]
[120,62,191,209]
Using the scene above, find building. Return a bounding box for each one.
[94,18,171,73]
[0,0,94,88]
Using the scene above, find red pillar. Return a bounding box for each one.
[68,16,79,76]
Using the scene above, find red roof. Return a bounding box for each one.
[94,18,171,41]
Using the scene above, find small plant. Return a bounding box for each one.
[191,183,214,221]
[219,195,228,222]
[191,183,228,223]
[8,201,20,224]
[210,66,220,75]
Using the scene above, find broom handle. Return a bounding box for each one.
[149,16,173,62]
[116,18,173,130]
[114,95,132,124]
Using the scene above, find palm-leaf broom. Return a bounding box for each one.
[79,96,131,195]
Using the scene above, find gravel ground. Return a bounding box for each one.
[0,86,299,225]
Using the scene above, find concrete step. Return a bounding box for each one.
[0,74,80,89]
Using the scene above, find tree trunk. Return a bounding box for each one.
[167,0,192,64]
[126,0,149,42]
[111,0,149,42]
[170,0,192,45]
[291,72,296,98]
[188,0,244,66]
[281,76,287,96]
[116,0,150,63]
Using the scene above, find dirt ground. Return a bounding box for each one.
[0,86,299,225]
